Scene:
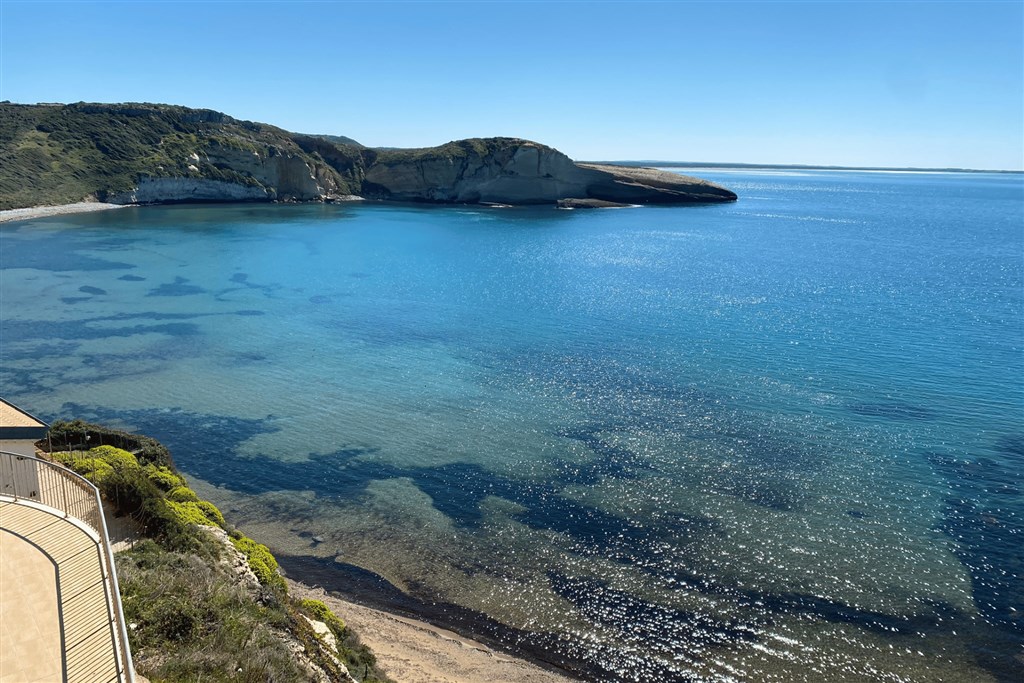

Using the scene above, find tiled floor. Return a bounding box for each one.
[0,501,125,683]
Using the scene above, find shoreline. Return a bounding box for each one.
[277,553,589,682]
[0,201,127,224]
[285,576,581,683]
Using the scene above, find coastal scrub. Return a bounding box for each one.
[39,419,393,681]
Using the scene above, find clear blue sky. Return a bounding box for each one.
[1,1,1021,169]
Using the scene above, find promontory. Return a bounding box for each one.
[0,102,737,210]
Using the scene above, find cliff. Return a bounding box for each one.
[363,138,736,204]
[0,102,736,210]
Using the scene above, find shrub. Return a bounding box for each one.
[299,598,346,640]
[68,456,115,483]
[195,500,226,527]
[88,444,140,471]
[144,464,185,491]
[167,485,199,502]
[167,500,218,527]
[231,536,286,593]
[116,541,308,681]
[100,467,203,553]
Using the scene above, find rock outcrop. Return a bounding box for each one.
[363,138,737,205]
[579,163,739,204]
[202,142,329,200]
[556,198,633,209]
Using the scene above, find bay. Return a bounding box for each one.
[1,169,1021,681]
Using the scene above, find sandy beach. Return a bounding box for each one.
[287,580,579,683]
[0,201,126,224]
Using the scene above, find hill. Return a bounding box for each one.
[0,102,736,210]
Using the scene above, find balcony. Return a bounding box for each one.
[0,451,135,683]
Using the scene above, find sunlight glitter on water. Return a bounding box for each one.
[1,170,1021,681]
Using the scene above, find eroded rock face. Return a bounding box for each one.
[363,139,736,205]
[109,140,737,207]
[108,177,271,204]
[203,145,328,200]
[364,140,595,204]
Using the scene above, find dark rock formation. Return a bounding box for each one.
[556,198,632,209]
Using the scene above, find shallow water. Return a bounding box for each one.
[2,170,1021,681]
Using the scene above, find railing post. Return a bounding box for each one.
[62,468,70,520]
[12,455,21,499]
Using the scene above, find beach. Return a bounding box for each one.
[0,201,126,223]
[287,580,578,683]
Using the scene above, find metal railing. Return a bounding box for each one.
[0,450,135,683]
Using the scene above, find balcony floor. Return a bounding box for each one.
[0,500,123,683]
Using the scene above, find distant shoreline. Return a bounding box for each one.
[0,201,126,224]
[583,161,1024,174]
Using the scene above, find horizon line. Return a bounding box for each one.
[582,160,1024,174]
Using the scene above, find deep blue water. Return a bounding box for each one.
[1,169,1021,682]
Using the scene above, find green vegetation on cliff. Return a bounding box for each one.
[370,137,511,165]
[0,102,366,209]
[41,419,391,683]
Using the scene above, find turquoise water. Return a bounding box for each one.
[1,170,1021,681]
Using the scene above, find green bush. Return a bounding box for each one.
[99,467,206,553]
[167,500,218,527]
[144,464,185,491]
[116,541,307,681]
[299,598,346,640]
[62,456,114,483]
[196,500,226,527]
[88,444,140,470]
[167,485,199,502]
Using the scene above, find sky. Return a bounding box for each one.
[1,0,1021,169]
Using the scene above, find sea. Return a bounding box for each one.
[1,169,1021,682]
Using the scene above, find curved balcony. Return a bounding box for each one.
[0,451,135,683]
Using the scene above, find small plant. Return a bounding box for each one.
[300,598,346,640]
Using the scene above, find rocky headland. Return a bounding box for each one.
[0,102,736,210]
